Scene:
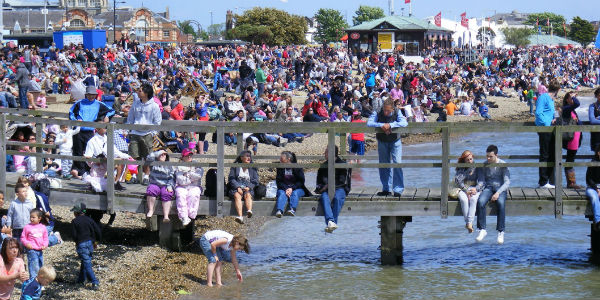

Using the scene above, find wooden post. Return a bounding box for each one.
[554,126,563,219]
[339,132,347,156]
[236,132,243,154]
[216,127,225,217]
[106,123,115,214]
[591,223,600,264]
[35,123,43,173]
[380,216,411,265]
[327,128,336,204]
[440,126,450,219]
[0,114,6,195]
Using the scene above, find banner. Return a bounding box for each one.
[434,12,442,27]
[63,31,83,46]
[378,32,394,52]
[460,12,468,29]
[405,0,410,3]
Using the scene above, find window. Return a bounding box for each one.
[70,19,85,28]
[66,0,76,7]
[135,19,148,38]
[90,0,101,7]
[77,0,86,6]
[163,30,170,38]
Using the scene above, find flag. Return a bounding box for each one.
[536,18,539,26]
[405,0,410,3]
[434,12,442,27]
[595,29,600,48]
[546,18,550,26]
[460,12,468,29]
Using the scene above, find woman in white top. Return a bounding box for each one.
[228,151,259,224]
[197,230,250,287]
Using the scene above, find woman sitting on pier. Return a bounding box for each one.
[228,150,259,224]
[454,150,484,233]
[585,144,600,231]
[274,151,310,218]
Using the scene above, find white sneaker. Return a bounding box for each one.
[235,216,244,224]
[54,232,63,244]
[497,231,505,244]
[327,220,338,232]
[540,183,555,189]
[476,229,487,242]
[182,217,191,226]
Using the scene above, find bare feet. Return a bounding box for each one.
[466,223,474,233]
[207,283,213,287]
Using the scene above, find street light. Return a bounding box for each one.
[47,21,53,31]
[113,0,126,43]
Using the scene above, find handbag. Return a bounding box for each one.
[449,185,461,199]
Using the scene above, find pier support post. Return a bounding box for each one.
[159,219,195,251]
[381,216,411,265]
[591,223,600,264]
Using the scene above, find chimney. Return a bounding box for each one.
[165,6,169,19]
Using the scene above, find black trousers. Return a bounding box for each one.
[565,149,577,172]
[72,130,94,175]
[538,132,555,186]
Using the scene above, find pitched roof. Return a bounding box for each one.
[347,15,453,32]
[528,34,581,47]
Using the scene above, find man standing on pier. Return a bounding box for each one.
[367,99,408,197]
[535,81,559,189]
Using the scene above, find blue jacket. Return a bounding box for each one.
[69,99,115,131]
[534,93,555,126]
[34,192,54,227]
[20,278,41,300]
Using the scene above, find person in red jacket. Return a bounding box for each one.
[349,112,366,155]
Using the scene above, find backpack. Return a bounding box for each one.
[204,169,224,198]
[31,178,51,198]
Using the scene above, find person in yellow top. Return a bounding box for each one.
[446,100,458,116]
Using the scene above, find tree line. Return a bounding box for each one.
[176,8,597,47]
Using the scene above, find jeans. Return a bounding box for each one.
[527,98,534,115]
[377,139,404,194]
[198,236,232,263]
[282,133,304,141]
[537,132,555,186]
[476,187,507,232]
[257,82,265,96]
[0,92,17,108]
[225,134,237,145]
[52,83,59,94]
[18,86,28,109]
[320,188,346,224]
[276,189,305,212]
[26,249,43,279]
[76,240,99,285]
[586,188,600,223]
[47,225,59,247]
[458,190,480,225]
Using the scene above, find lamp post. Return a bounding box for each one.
[113,0,126,43]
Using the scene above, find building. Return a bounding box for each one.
[305,17,318,44]
[2,0,189,45]
[345,15,453,55]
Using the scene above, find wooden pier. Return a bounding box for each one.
[0,108,598,265]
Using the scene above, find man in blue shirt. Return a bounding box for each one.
[69,86,115,179]
[367,99,409,197]
[534,81,559,188]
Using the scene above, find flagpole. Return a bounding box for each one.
[409,1,412,17]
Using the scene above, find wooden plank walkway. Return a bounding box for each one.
[5,172,592,218]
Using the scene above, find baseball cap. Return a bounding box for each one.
[70,203,87,213]
[181,148,193,157]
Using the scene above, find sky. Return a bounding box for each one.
[123,0,600,29]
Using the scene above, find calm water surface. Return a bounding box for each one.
[189,97,600,300]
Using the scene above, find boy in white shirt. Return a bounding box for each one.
[55,125,80,179]
[83,127,131,192]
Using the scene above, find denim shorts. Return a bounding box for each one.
[198,237,231,263]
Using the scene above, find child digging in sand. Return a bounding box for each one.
[197,230,249,286]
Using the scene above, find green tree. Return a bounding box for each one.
[502,27,533,47]
[525,12,566,35]
[207,23,225,39]
[177,21,197,38]
[231,7,307,45]
[314,8,347,43]
[569,17,596,46]
[352,5,385,26]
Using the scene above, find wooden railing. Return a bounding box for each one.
[1,107,599,219]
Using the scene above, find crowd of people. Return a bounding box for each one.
[0,37,599,293]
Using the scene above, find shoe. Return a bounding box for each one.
[327,220,338,232]
[235,216,244,224]
[284,209,295,216]
[466,223,474,234]
[376,191,391,196]
[62,174,73,180]
[114,182,126,191]
[142,177,150,186]
[324,227,334,233]
[393,192,402,197]
[246,210,253,218]
[476,229,487,242]
[182,217,191,226]
[497,231,505,244]
[54,232,63,244]
[279,138,287,147]
[540,183,555,189]
[90,283,99,291]
[275,210,283,218]
[296,137,304,143]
